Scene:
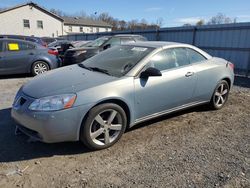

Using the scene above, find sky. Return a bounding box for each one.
[1,0,250,27]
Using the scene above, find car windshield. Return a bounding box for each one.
[85,37,110,47]
[81,45,154,77]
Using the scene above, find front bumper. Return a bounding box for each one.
[11,93,92,143]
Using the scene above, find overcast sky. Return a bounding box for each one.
[1,0,250,27]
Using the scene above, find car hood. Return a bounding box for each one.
[22,65,117,98]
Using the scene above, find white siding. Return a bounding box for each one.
[0,5,63,37]
[63,25,112,35]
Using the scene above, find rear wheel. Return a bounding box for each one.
[31,61,50,76]
[209,80,229,110]
[80,103,127,150]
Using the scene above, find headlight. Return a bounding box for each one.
[29,94,76,111]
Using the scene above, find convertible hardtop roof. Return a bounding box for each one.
[126,41,184,48]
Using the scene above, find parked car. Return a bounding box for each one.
[72,40,92,48]
[42,37,66,45]
[48,40,74,59]
[11,41,234,150]
[0,38,61,76]
[0,35,47,47]
[63,34,147,66]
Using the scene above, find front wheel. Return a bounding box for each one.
[31,61,50,76]
[209,80,230,110]
[80,103,127,150]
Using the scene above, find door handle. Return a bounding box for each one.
[29,53,34,55]
[185,72,194,77]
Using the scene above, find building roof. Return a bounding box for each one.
[0,2,64,21]
[63,17,112,28]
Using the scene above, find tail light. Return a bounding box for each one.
[228,62,234,70]
[48,49,58,56]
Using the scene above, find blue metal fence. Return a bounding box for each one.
[64,22,250,76]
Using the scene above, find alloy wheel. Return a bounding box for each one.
[213,82,229,108]
[90,109,123,146]
[34,63,48,75]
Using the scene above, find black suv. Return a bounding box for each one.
[63,35,147,66]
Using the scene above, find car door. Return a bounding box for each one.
[134,47,197,120]
[2,40,35,74]
[186,48,219,101]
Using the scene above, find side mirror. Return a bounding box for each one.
[103,44,111,50]
[140,67,162,78]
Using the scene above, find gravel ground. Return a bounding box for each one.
[0,75,249,188]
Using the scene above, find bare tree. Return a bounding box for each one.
[50,9,64,17]
[208,13,237,25]
[118,20,127,30]
[156,17,164,28]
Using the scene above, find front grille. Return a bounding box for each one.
[19,97,26,106]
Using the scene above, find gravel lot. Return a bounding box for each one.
[0,75,249,188]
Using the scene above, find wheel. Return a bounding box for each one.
[209,80,230,110]
[80,103,127,150]
[31,61,50,76]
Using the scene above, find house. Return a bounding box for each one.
[63,17,112,35]
[0,2,112,38]
[0,2,64,37]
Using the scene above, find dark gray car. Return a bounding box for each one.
[63,35,147,66]
[0,39,61,76]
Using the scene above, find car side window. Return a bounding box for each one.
[173,48,190,67]
[106,38,121,47]
[149,49,178,71]
[7,41,35,51]
[121,38,135,44]
[187,48,206,64]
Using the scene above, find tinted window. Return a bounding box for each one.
[121,38,135,44]
[149,49,178,71]
[25,37,37,43]
[187,48,206,63]
[0,41,3,52]
[174,48,189,67]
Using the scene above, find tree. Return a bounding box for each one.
[208,13,237,25]
[196,19,205,26]
[50,8,70,17]
[156,17,164,28]
[118,20,127,30]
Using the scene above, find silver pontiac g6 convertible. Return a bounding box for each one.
[12,41,234,150]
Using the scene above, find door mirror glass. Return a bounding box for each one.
[140,67,162,78]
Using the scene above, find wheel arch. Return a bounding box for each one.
[30,59,51,73]
[80,98,132,132]
[221,77,231,89]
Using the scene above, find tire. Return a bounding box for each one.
[80,103,127,150]
[209,80,230,110]
[31,61,50,76]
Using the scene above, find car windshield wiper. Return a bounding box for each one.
[77,63,92,71]
[88,67,111,76]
